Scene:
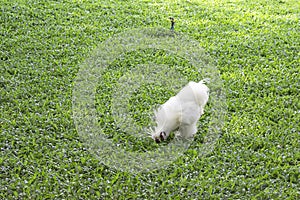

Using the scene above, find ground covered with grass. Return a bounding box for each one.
[1,0,299,199]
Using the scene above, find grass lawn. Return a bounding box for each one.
[1,0,299,199]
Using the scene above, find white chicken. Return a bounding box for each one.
[151,80,209,143]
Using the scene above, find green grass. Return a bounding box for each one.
[1,0,299,199]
